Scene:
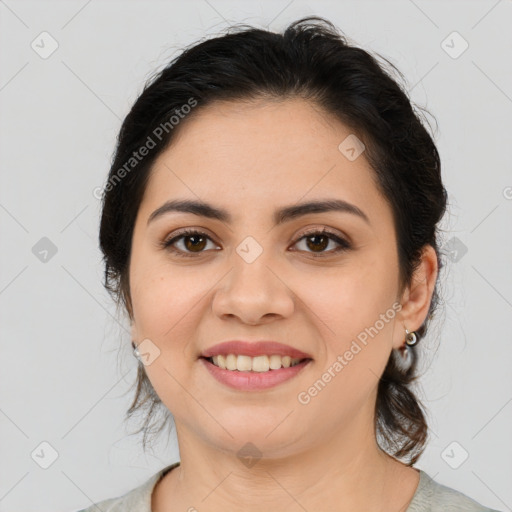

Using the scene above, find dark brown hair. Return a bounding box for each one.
[99,16,448,464]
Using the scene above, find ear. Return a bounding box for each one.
[130,321,138,343]
[393,244,438,350]
[122,286,137,341]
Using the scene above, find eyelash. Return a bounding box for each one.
[160,227,352,258]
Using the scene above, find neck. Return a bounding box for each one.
[152,414,419,511]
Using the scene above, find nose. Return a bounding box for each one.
[211,254,295,325]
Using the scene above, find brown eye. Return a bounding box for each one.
[162,229,218,257]
[161,228,351,259]
[304,233,330,252]
[182,233,208,252]
[293,229,351,256]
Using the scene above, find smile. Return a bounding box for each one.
[206,354,305,372]
[200,356,312,391]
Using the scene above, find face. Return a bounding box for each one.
[128,98,408,458]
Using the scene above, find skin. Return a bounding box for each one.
[128,97,438,511]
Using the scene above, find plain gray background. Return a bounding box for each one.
[1,1,511,511]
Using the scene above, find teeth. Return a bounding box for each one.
[237,355,252,371]
[210,354,303,371]
[249,355,268,372]
[269,354,282,370]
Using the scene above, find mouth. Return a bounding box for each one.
[200,354,312,372]
[200,355,313,391]
[200,340,313,362]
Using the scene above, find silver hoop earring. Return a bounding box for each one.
[391,327,419,372]
[405,328,418,347]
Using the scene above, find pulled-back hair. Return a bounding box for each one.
[99,16,448,465]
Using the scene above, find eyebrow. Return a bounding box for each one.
[147,198,370,226]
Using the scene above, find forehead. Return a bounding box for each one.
[140,98,391,229]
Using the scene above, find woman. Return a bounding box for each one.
[76,16,500,512]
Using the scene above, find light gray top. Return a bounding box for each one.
[74,461,502,511]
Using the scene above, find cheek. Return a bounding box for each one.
[293,256,393,335]
[132,270,207,338]
[293,257,397,375]
[130,270,206,410]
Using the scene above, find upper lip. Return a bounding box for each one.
[200,341,313,360]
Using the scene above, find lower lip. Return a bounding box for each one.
[200,357,312,391]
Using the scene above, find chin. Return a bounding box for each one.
[208,419,302,456]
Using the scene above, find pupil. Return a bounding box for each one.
[307,235,328,252]
[185,235,206,252]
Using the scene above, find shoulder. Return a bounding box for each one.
[407,469,502,512]
[72,462,179,512]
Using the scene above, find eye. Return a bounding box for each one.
[161,229,219,257]
[161,227,351,258]
[291,228,351,256]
